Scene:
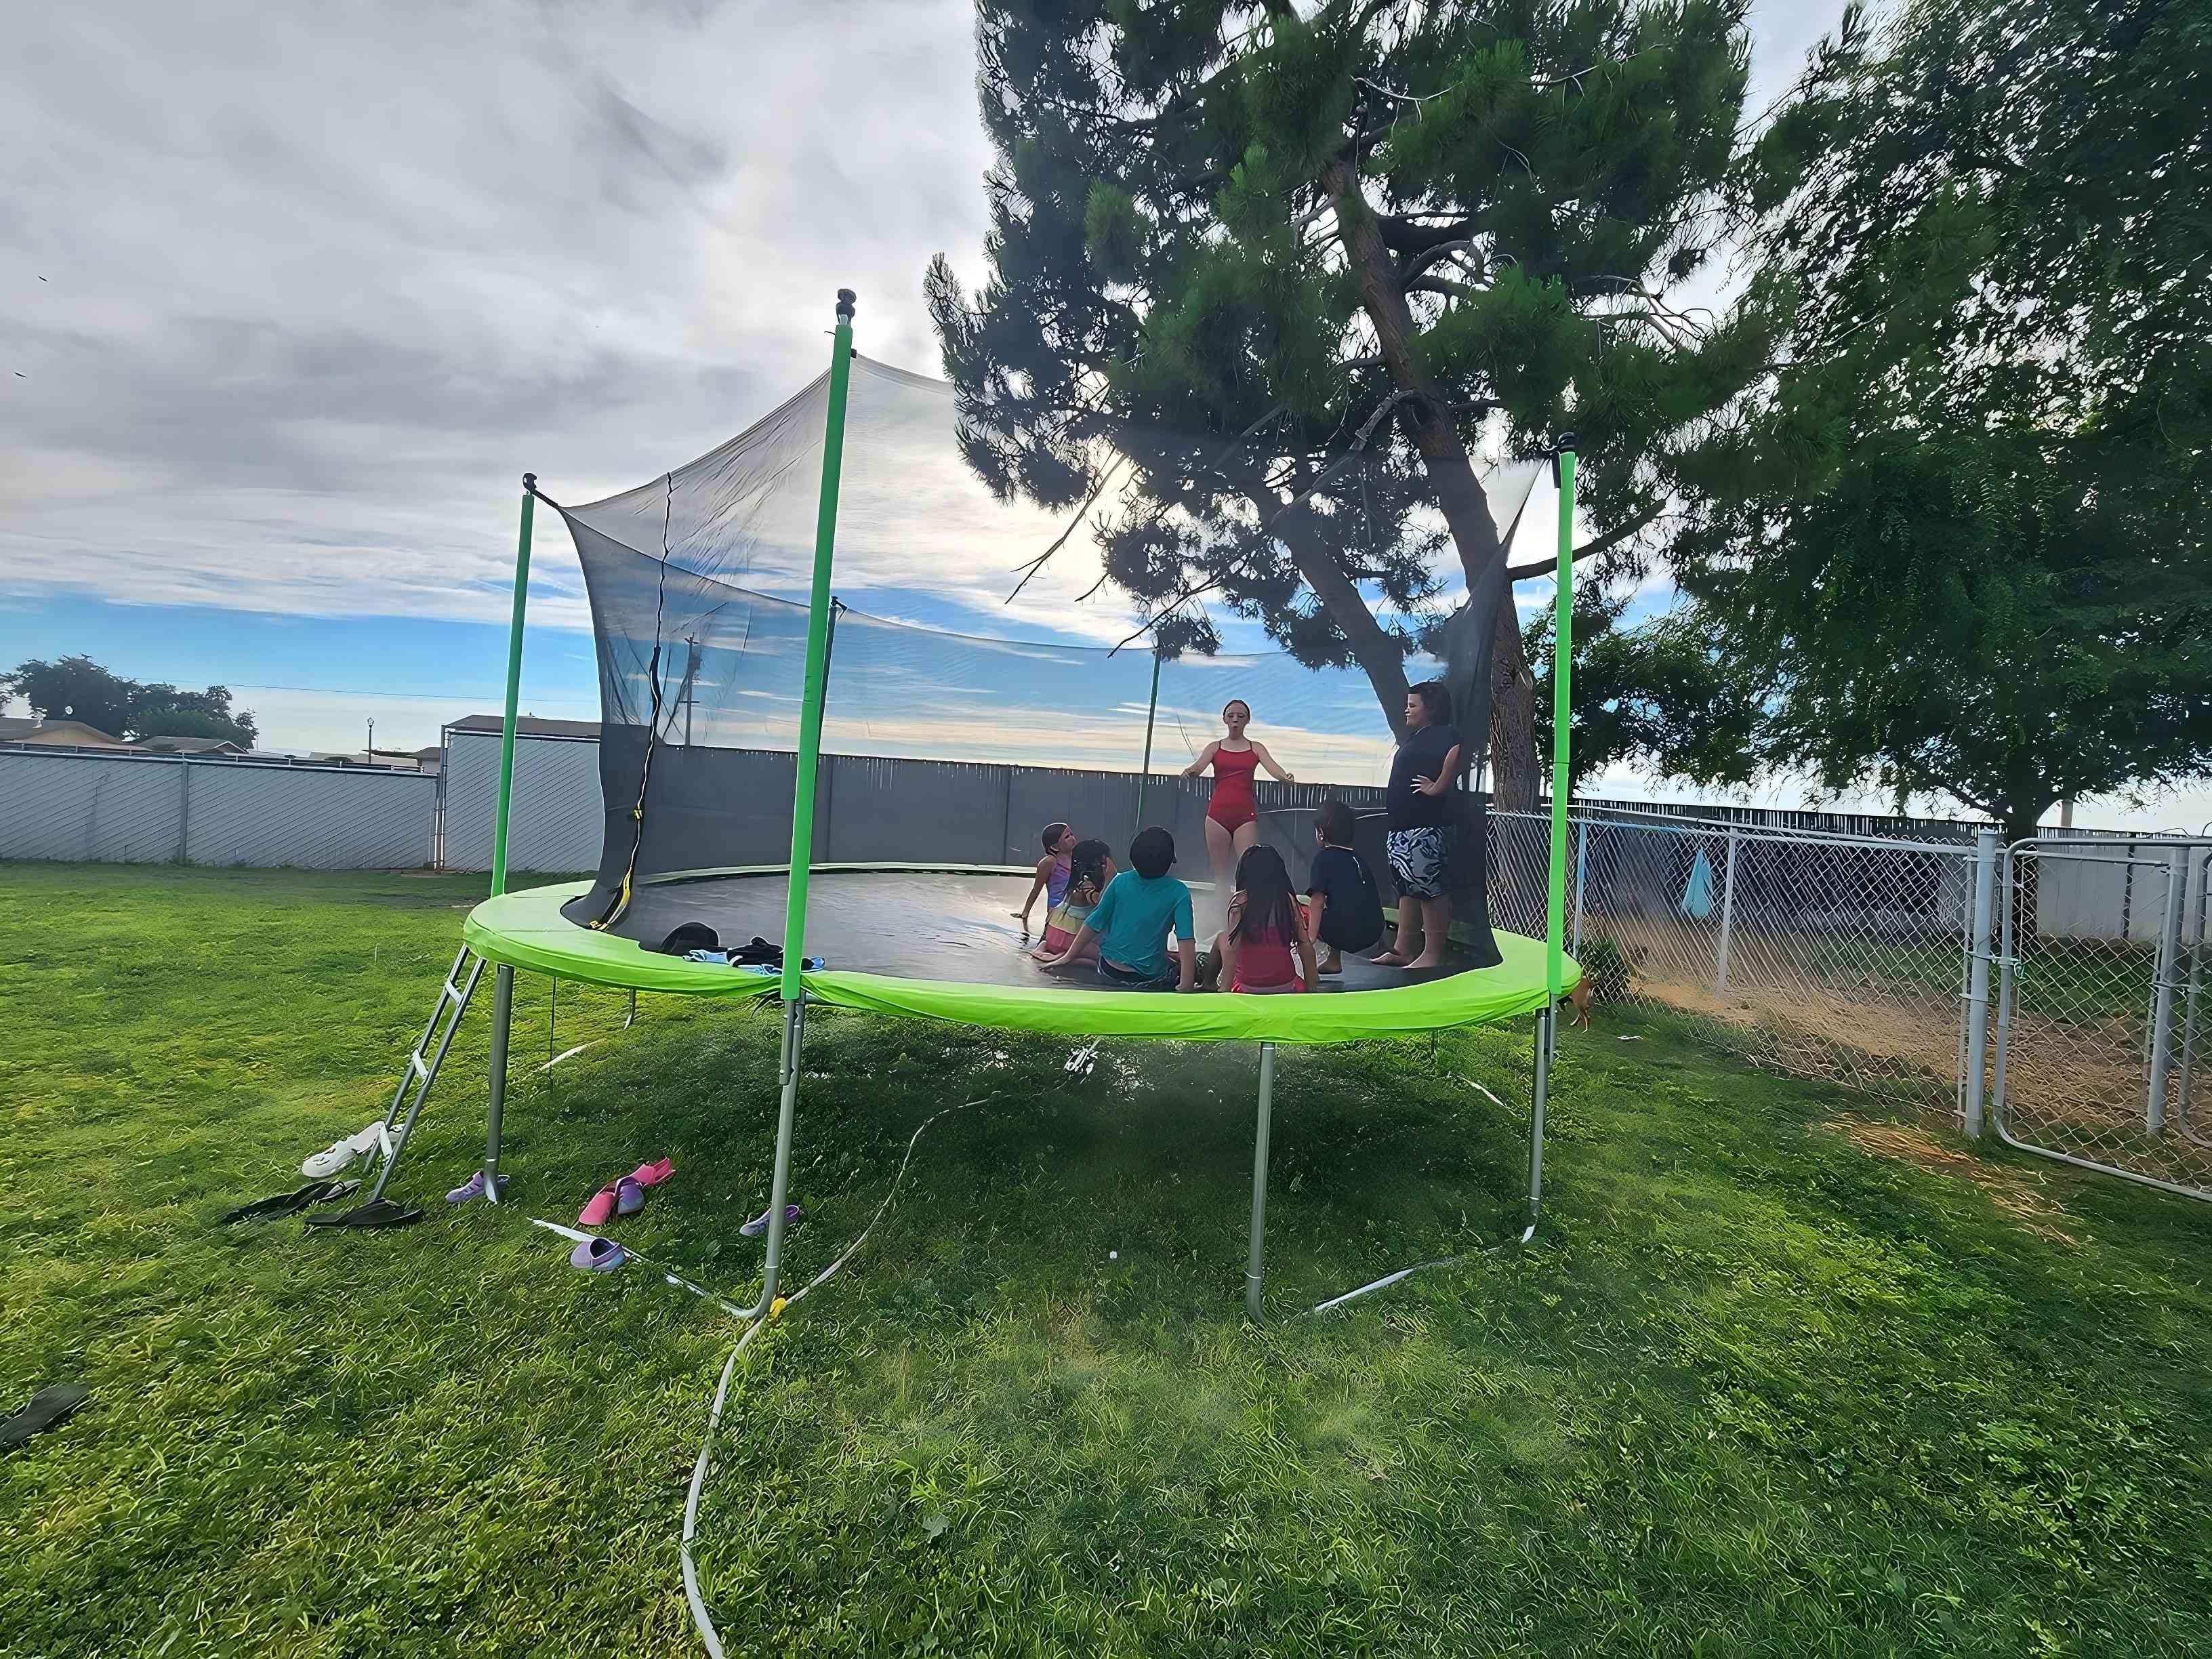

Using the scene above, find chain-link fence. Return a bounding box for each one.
[1992,839,2212,1200]
[1490,810,1984,1118]
[1490,811,2212,1204]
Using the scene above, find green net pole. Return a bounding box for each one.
[781,291,857,999]
[491,474,537,899]
[1134,644,1162,839]
[1546,441,1578,1004]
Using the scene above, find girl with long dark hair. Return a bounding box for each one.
[1206,843,1316,994]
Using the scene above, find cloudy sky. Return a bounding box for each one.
[3,1,2198,824]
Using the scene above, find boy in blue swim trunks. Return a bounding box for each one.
[1040,825,1197,991]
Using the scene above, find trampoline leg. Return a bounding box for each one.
[1525,1006,1551,1242]
[1246,1042,1277,1322]
[754,996,806,1312]
[484,965,514,1204]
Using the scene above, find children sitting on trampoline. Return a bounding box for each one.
[1031,838,1113,966]
[1038,825,1197,991]
[1033,792,1418,995]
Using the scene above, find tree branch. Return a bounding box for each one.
[1109,575,1223,654]
[1375,214,1474,254]
[1406,275,1481,302]
[1006,457,1130,605]
[1258,390,1416,533]
[1403,239,1482,283]
[1507,506,1667,579]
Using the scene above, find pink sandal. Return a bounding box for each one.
[578,1185,617,1227]
[628,1158,674,1189]
[579,1174,649,1227]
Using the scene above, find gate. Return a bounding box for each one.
[1992,838,2212,1200]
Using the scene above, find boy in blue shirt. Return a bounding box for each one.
[1042,825,1196,991]
[1305,798,1385,975]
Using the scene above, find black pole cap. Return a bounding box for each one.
[1550,434,1576,487]
[836,287,857,321]
[522,472,537,491]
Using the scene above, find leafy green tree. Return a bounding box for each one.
[929,0,1785,802]
[130,685,260,748]
[1,655,138,737]
[1670,0,2212,840]
[1,657,260,748]
[1528,592,1765,797]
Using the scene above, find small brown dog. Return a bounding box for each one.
[1564,979,1594,1030]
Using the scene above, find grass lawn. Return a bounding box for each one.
[3,862,2211,1657]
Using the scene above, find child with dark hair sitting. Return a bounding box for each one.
[1032,838,1113,968]
[1040,825,1195,992]
[1305,798,1385,975]
[1204,844,1317,994]
[1013,821,1076,931]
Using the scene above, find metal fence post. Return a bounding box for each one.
[175,758,192,865]
[1962,827,1999,1138]
[1989,842,2017,1134]
[1570,818,1589,958]
[2179,850,2206,1124]
[1715,829,1742,990]
[2147,846,2188,1133]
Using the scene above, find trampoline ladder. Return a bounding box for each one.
[366,946,487,1202]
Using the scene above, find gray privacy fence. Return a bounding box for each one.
[0,747,435,869]
[438,730,1392,875]
[441,727,605,874]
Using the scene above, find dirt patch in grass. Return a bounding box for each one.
[1823,1117,2085,1244]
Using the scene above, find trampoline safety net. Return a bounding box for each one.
[548,354,1547,964]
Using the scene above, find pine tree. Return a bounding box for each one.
[929,0,1784,804]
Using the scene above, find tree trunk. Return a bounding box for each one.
[1252,481,1410,741]
[1326,163,1509,776]
[1487,594,1539,810]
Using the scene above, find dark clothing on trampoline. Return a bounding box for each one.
[1097,957,1183,991]
[1387,723,1460,827]
[1307,845,1385,953]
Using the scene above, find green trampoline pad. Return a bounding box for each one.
[464,870,1576,1046]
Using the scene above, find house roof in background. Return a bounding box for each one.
[131,735,245,754]
[0,716,130,747]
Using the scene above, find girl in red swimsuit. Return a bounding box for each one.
[1206,845,1317,994]
[1180,699,1296,920]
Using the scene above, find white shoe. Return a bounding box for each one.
[302,1140,359,1179]
[302,1122,389,1179]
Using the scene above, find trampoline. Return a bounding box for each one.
[466,868,1563,1042]
[370,289,1584,1319]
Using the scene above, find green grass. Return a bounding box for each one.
[3,863,2211,1657]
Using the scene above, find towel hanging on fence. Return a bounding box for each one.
[1681,848,1717,921]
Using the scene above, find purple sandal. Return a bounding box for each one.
[569,1237,626,1273]
[740,1202,802,1239]
[445,1170,509,1205]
